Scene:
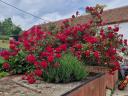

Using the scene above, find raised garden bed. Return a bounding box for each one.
[11,73,106,96]
[86,66,118,89]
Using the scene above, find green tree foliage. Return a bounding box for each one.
[0,18,22,36]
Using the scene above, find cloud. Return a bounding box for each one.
[0,0,87,30]
[107,0,128,9]
[0,0,128,30]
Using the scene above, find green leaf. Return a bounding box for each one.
[0,57,5,64]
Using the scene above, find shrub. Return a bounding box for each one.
[0,35,9,40]
[0,71,9,78]
[43,52,88,83]
[0,4,128,84]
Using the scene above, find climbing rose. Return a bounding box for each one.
[113,26,119,32]
[85,50,91,57]
[74,44,83,49]
[56,53,61,58]
[3,55,10,60]
[40,61,48,69]
[48,55,54,63]
[59,44,67,51]
[94,51,100,58]
[26,54,36,63]
[121,47,126,52]
[26,73,36,84]
[2,62,10,69]
[84,36,98,44]
[46,46,53,52]
[124,39,127,46]
[34,69,42,77]
[28,77,36,84]
[10,44,16,49]
[34,61,39,67]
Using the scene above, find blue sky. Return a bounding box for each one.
[0,0,128,30]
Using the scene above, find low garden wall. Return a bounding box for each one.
[86,66,118,89]
[62,73,106,96]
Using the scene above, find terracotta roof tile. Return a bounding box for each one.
[41,6,128,29]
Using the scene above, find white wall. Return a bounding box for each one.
[118,23,128,39]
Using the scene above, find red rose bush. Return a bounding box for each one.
[0,4,128,83]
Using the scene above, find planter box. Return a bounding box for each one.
[62,73,106,96]
[86,66,118,89]
[12,73,106,96]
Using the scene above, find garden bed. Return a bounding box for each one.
[86,66,118,89]
[10,73,106,96]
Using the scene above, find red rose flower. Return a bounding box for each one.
[85,50,91,57]
[2,62,10,69]
[56,53,61,58]
[124,39,127,46]
[84,36,98,44]
[111,56,116,60]
[113,61,120,69]
[26,54,36,63]
[48,55,54,63]
[0,50,10,56]
[121,47,126,52]
[9,39,15,44]
[59,44,67,51]
[41,61,48,69]
[27,77,36,84]
[23,41,30,50]
[46,46,53,52]
[94,51,100,58]
[40,52,49,57]
[56,33,67,42]
[34,61,39,67]
[108,26,112,30]
[34,69,42,77]
[55,47,62,53]
[75,44,83,49]
[11,52,18,56]
[108,32,114,38]
[70,47,75,53]
[10,44,16,49]
[3,55,10,60]
[113,26,119,32]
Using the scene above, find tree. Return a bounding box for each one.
[0,18,22,36]
[12,26,22,35]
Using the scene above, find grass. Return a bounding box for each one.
[0,40,9,49]
[0,72,9,79]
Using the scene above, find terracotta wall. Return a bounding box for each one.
[86,66,118,89]
[65,74,106,96]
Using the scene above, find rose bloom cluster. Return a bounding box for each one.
[0,5,128,83]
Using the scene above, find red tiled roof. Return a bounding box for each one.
[41,6,128,29]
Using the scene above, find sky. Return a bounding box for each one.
[0,0,128,30]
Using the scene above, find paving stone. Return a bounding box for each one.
[0,76,42,96]
[106,89,112,96]
[113,85,128,96]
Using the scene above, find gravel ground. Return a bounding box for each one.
[12,76,83,96]
[0,76,41,96]
[113,85,128,96]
